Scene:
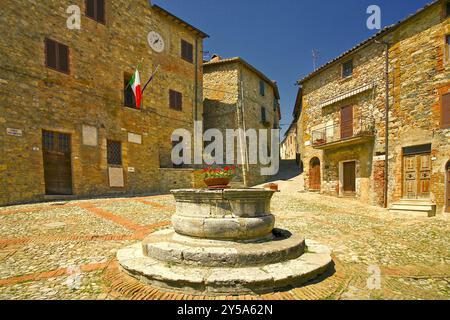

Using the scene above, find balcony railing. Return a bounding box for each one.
[311,116,375,148]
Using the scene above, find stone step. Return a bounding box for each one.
[389,209,435,217]
[389,200,437,217]
[142,229,306,267]
[390,204,435,211]
[117,240,332,296]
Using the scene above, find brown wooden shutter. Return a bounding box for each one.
[58,43,69,73]
[442,93,450,128]
[97,0,105,23]
[169,90,182,110]
[45,39,57,69]
[181,40,193,63]
[86,0,95,19]
[340,105,354,138]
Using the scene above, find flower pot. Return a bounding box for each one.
[204,177,231,190]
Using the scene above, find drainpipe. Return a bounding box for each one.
[194,37,199,122]
[237,66,249,187]
[375,40,390,208]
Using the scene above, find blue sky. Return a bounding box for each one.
[153,0,432,135]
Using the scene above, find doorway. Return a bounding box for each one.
[42,130,73,195]
[309,157,321,191]
[403,151,431,200]
[343,161,356,195]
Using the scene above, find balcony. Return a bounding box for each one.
[311,116,375,150]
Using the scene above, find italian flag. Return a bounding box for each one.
[129,69,142,109]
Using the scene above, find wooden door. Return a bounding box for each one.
[340,105,353,139]
[309,158,321,191]
[42,130,73,195]
[403,153,431,199]
[343,161,356,194]
[446,163,450,213]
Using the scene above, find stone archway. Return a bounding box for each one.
[309,157,321,191]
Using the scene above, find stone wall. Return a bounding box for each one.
[0,0,205,205]
[203,59,280,187]
[299,1,450,212]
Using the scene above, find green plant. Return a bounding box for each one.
[201,166,237,179]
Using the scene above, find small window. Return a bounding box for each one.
[107,140,122,166]
[342,60,353,78]
[259,80,265,96]
[124,73,138,109]
[45,38,70,73]
[169,90,183,111]
[441,92,450,128]
[446,1,450,17]
[261,106,267,123]
[181,40,194,63]
[86,0,105,24]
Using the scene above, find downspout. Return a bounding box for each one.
[194,37,199,122]
[376,40,390,208]
[237,66,249,187]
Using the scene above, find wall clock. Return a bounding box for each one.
[148,31,165,53]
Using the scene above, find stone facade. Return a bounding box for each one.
[281,124,297,160]
[298,0,450,213]
[0,0,207,205]
[203,57,281,186]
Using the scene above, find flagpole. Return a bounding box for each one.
[142,64,160,94]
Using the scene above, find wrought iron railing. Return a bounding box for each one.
[311,116,375,147]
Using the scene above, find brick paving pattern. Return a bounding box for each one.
[0,193,448,300]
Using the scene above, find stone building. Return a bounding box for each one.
[297,0,450,215]
[281,123,297,160]
[203,56,281,186]
[0,0,208,205]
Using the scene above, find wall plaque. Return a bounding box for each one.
[6,128,23,137]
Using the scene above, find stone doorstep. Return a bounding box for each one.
[389,201,437,217]
[142,229,306,267]
[117,241,333,296]
[43,195,78,201]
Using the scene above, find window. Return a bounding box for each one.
[181,40,193,63]
[442,92,450,128]
[261,106,267,123]
[447,1,450,17]
[86,0,105,24]
[45,38,69,73]
[124,73,138,109]
[169,90,183,111]
[107,140,122,166]
[342,60,353,78]
[259,80,265,96]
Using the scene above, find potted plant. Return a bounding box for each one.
[201,166,237,189]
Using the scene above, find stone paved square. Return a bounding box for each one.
[0,192,448,300]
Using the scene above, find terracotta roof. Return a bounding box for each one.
[296,0,440,84]
[152,5,209,39]
[204,57,280,99]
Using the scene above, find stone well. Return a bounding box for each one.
[117,189,332,296]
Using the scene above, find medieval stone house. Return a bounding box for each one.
[203,56,281,186]
[298,0,450,215]
[0,0,208,205]
[281,123,297,160]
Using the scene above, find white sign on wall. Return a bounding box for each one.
[128,133,142,145]
[108,167,124,188]
[6,128,23,137]
[82,125,98,146]
[304,140,311,146]
[128,167,136,173]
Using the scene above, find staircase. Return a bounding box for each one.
[389,199,437,217]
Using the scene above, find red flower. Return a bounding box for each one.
[224,167,230,171]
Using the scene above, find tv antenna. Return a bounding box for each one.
[312,49,320,70]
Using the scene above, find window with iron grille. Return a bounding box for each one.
[45,38,70,74]
[259,80,265,96]
[181,40,194,63]
[42,131,55,151]
[342,60,353,78]
[169,90,183,111]
[107,140,122,166]
[124,73,138,109]
[86,0,105,24]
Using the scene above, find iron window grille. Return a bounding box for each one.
[107,140,122,166]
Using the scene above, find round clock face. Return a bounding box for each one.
[148,31,165,53]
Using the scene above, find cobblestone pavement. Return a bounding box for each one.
[0,192,449,300]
